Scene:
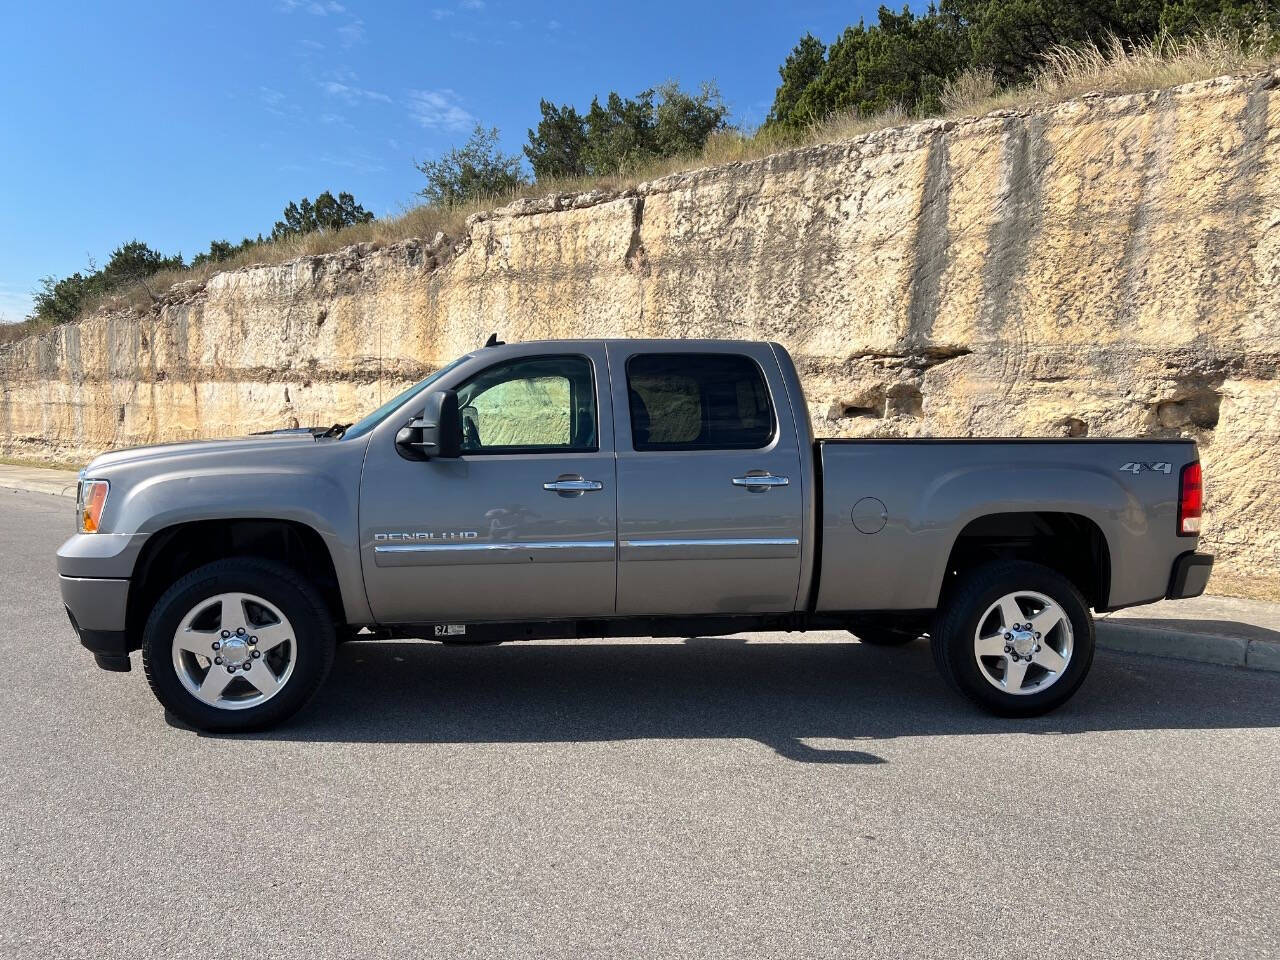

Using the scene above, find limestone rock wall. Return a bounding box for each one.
[3,71,1279,599]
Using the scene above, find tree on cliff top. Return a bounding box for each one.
[524,81,729,180]
[765,5,968,130]
[416,125,528,207]
[31,240,184,325]
[191,235,266,269]
[271,191,374,240]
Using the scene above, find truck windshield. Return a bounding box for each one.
[340,355,470,441]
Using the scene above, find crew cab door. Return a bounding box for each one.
[607,343,805,615]
[359,343,617,623]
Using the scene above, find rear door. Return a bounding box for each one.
[608,342,805,615]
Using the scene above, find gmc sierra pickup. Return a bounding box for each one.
[58,339,1213,731]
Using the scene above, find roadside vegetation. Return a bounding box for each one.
[3,1,1277,347]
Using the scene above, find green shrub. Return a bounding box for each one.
[416,125,528,208]
[525,82,728,179]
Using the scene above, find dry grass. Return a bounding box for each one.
[2,28,1274,347]
[939,28,1276,119]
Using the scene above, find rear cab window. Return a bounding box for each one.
[625,353,775,451]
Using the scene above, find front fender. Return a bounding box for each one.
[74,437,372,624]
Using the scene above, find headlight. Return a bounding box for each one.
[77,479,110,533]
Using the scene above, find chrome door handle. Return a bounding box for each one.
[732,474,790,490]
[543,479,604,492]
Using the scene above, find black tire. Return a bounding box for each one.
[931,560,1095,717]
[849,627,918,646]
[142,557,337,732]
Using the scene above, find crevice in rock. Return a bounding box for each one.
[1056,416,1089,437]
[840,402,884,419]
[980,115,1048,338]
[1144,381,1223,438]
[846,345,971,370]
[831,381,924,420]
[625,196,649,274]
[902,130,950,351]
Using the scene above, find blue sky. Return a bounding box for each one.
[0,1,880,323]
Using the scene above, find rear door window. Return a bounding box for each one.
[625,353,775,451]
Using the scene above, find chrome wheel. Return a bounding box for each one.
[171,592,297,711]
[973,590,1073,696]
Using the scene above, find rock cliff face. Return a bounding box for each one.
[3,71,1279,599]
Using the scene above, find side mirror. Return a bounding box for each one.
[395,390,461,461]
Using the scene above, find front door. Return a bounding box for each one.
[359,345,617,623]
[608,343,805,616]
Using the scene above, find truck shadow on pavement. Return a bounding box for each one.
[215,637,1280,763]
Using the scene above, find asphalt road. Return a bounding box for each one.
[2,488,1277,960]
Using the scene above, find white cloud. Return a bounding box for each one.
[431,7,453,19]
[336,18,365,45]
[460,0,485,8]
[548,19,561,31]
[279,0,345,14]
[318,150,388,174]
[406,89,476,131]
[321,79,391,104]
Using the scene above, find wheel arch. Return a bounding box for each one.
[938,511,1112,610]
[126,518,344,648]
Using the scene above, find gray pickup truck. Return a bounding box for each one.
[58,338,1212,731]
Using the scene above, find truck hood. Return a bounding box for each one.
[84,434,321,474]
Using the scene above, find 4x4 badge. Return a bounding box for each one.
[1119,461,1172,474]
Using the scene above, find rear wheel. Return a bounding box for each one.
[142,557,336,732]
[931,561,1094,716]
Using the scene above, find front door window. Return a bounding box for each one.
[456,355,598,454]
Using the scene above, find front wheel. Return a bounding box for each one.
[931,561,1095,717]
[142,558,337,732]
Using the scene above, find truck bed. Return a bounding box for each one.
[813,437,1198,613]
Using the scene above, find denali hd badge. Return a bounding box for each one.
[374,531,480,542]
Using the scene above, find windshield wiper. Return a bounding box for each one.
[319,422,352,439]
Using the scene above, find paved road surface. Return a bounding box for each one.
[2,488,1276,959]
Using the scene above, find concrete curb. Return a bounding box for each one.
[1096,621,1280,672]
[1,481,78,498]
[0,468,80,499]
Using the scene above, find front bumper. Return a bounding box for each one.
[57,531,148,671]
[1167,551,1214,600]
[59,575,132,671]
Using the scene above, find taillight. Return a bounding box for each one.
[1178,462,1202,536]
